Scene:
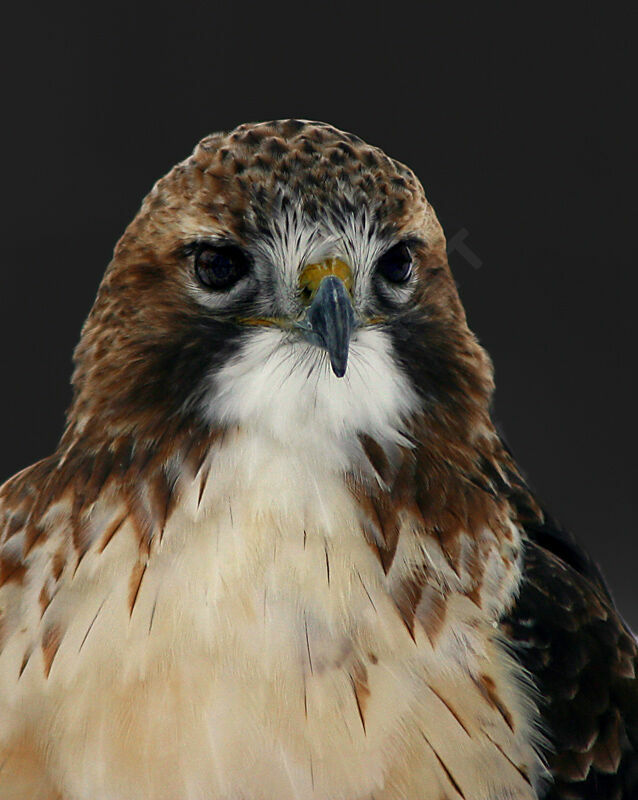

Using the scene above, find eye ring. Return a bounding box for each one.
[193,243,250,291]
[376,243,413,284]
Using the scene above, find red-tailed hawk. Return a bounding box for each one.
[0,120,636,799]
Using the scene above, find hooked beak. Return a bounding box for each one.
[297,259,356,378]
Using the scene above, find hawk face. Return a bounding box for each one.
[70,120,493,464]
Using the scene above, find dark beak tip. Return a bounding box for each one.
[331,361,347,378]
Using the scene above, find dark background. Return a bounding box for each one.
[0,5,635,627]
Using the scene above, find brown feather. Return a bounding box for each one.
[41,624,62,678]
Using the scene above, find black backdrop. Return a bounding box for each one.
[0,4,635,627]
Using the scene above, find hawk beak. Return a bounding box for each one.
[297,259,356,378]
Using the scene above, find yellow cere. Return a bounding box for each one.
[298,258,353,303]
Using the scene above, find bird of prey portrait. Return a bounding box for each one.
[0,119,636,800]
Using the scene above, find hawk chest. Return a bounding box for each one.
[9,439,543,799]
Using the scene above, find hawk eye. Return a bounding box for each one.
[194,243,249,290]
[376,243,413,284]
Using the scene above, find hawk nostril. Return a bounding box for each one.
[300,286,314,305]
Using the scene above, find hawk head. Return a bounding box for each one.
[68,119,493,463]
